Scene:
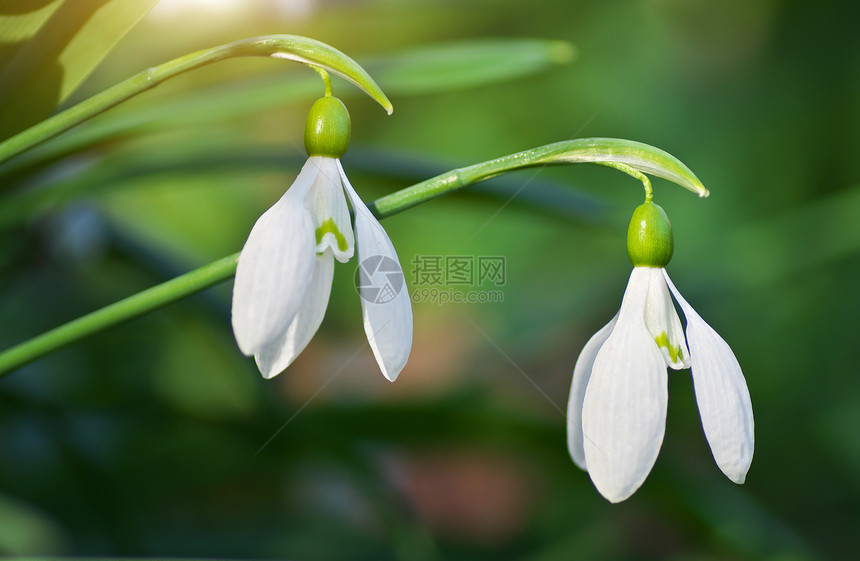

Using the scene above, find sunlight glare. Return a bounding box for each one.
[150,0,248,18]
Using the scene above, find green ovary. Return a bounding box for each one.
[654,332,682,363]
[315,218,349,252]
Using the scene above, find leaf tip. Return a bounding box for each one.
[689,177,709,198]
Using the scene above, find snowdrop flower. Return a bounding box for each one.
[567,201,753,503]
[231,96,412,381]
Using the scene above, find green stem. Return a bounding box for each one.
[312,66,334,97]
[0,137,706,376]
[0,35,392,165]
[596,161,653,202]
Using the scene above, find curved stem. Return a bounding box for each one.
[0,137,705,376]
[312,66,334,97]
[596,162,653,201]
[0,34,392,165]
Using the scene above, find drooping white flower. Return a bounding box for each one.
[231,96,412,381]
[566,201,753,503]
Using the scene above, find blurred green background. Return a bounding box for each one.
[1,0,859,559]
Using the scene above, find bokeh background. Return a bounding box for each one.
[1,0,859,559]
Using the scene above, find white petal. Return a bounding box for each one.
[582,268,668,503]
[254,251,335,379]
[567,314,618,471]
[339,161,413,381]
[664,270,754,483]
[231,163,317,356]
[643,267,691,369]
[305,156,355,263]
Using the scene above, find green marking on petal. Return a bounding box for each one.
[654,332,682,364]
[315,218,349,252]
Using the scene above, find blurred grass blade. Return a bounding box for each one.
[0,34,392,165]
[0,492,66,555]
[0,0,161,141]
[719,184,860,287]
[0,145,605,229]
[0,253,240,376]
[0,1,62,55]
[364,38,576,95]
[0,38,576,178]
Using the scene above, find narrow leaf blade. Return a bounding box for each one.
[0,0,161,140]
[364,38,576,95]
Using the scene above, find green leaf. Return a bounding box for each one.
[364,38,576,95]
[370,137,708,217]
[0,1,62,51]
[550,138,709,198]
[0,0,161,140]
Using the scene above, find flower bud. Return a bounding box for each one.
[304,96,351,158]
[627,201,673,267]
